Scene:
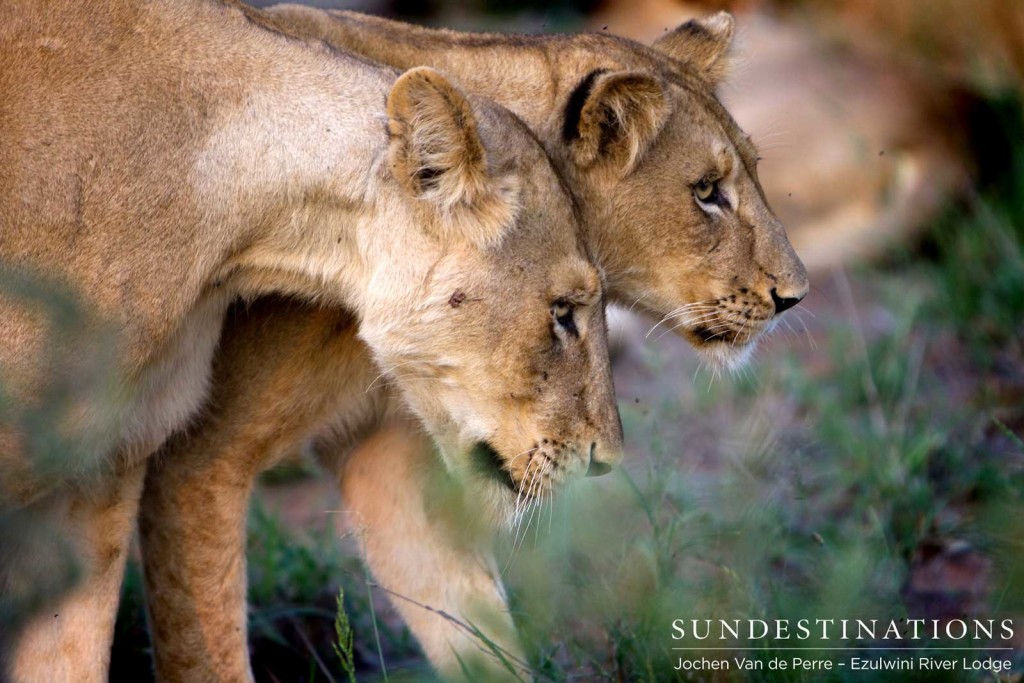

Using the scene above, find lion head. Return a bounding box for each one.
[359,68,623,507]
[558,13,809,368]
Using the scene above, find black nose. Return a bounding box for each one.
[770,288,803,315]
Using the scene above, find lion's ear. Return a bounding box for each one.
[387,67,518,248]
[653,11,735,86]
[563,70,670,175]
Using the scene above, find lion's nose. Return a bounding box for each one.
[770,287,804,315]
[585,441,621,477]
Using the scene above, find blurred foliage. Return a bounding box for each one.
[490,275,1023,680]
[0,268,122,488]
[0,269,121,655]
[773,0,1024,96]
[922,93,1024,357]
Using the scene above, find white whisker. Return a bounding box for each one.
[655,311,723,341]
[643,300,718,338]
[364,359,426,393]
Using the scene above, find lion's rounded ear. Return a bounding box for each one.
[562,70,671,175]
[387,67,519,248]
[653,11,735,86]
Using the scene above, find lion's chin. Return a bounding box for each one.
[468,443,563,530]
[464,476,524,531]
[691,332,761,370]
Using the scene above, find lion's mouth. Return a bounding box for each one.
[691,324,742,345]
[471,441,518,494]
[690,313,772,347]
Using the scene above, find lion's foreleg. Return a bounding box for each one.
[334,423,525,681]
[5,464,144,683]
[137,302,380,683]
[137,432,263,683]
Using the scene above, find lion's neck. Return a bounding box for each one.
[285,10,603,147]
[191,70,394,313]
[263,7,663,293]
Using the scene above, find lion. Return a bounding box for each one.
[0,1,623,680]
[135,6,811,682]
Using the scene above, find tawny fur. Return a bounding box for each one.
[139,7,811,683]
[335,425,523,680]
[0,2,620,680]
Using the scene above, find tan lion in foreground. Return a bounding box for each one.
[0,1,624,680]
[137,6,811,682]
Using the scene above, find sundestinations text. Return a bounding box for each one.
[671,618,1015,642]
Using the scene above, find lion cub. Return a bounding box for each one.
[0,1,620,680]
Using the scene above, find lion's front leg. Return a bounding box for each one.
[137,436,256,683]
[4,464,144,683]
[136,301,377,683]
[332,422,525,681]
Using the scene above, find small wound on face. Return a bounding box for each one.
[448,290,467,308]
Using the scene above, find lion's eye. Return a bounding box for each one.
[693,177,718,203]
[551,301,578,337]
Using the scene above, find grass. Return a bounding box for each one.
[244,496,421,682]
[334,588,358,683]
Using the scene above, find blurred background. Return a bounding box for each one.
[107,0,1023,680]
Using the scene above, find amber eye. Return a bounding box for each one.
[694,177,717,203]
